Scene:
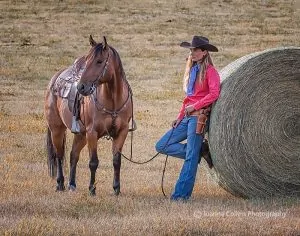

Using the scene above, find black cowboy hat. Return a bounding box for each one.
[180,36,218,52]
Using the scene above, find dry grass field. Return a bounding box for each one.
[1,0,300,235]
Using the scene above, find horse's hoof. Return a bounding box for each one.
[113,185,120,196]
[68,185,76,192]
[56,185,66,192]
[114,189,120,196]
[89,186,96,196]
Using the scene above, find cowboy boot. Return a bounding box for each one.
[199,139,213,169]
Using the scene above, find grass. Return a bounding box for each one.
[0,0,300,235]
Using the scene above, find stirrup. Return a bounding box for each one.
[71,116,81,134]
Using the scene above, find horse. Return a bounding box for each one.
[44,35,133,195]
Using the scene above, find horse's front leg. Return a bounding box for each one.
[69,133,87,191]
[87,131,99,196]
[112,129,128,196]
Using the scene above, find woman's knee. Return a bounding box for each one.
[155,139,166,153]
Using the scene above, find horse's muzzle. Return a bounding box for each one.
[77,82,95,96]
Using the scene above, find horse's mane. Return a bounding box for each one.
[110,46,126,79]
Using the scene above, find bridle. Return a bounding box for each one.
[89,48,111,93]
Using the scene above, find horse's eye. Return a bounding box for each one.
[97,60,103,64]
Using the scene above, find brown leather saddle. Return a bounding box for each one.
[51,57,85,113]
[51,57,86,133]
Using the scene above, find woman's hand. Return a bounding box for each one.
[184,105,195,116]
[172,119,181,128]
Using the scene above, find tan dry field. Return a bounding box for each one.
[0,0,300,235]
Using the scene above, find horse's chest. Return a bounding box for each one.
[96,114,121,138]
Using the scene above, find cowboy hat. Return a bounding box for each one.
[180,36,218,52]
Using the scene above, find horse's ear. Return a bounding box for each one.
[89,35,97,47]
[103,36,107,50]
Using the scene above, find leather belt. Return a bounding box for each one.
[189,107,211,116]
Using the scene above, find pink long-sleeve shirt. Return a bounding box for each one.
[177,64,221,120]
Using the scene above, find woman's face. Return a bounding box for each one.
[190,48,207,62]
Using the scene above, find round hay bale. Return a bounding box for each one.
[209,47,300,198]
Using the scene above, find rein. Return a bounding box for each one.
[121,89,174,198]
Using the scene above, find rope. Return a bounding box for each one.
[121,128,175,198]
[121,152,161,165]
[161,155,169,198]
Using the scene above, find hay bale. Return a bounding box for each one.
[209,47,300,198]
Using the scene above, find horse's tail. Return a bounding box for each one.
[46,127,66,178]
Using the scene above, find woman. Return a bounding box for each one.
[155,36,220,201]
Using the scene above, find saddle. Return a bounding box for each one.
[51,57,86,133]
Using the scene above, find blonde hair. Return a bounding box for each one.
[183,52,214,93]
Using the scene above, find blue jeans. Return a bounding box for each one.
[155,116,203,200]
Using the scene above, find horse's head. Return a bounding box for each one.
[77,35,111,96]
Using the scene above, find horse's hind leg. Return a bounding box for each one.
[51,128,67,191]
[69,133,87,191]
[87,131,99,196]
[112,130,128,195]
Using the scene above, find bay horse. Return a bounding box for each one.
[44,35,133,195]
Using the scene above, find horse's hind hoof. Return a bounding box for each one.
[68,185,76,192]
[89,186,96,196]
[56,185,66,192]
[113,187,120,196]
[113,181,120,196]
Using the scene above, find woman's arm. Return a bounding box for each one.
[176,102,186,120]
